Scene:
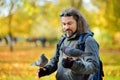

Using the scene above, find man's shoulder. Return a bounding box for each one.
[85,36,99,46]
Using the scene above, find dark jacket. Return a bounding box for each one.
[45,33,99,80]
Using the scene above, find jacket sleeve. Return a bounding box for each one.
[71,36,99,74]
[44,45,59,75]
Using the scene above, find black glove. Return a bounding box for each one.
[38,67,49,78]
[62,57,74,68]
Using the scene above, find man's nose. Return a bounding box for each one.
[65,25,70,29]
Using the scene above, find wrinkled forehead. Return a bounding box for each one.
[60,16,77,24]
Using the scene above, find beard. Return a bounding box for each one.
[65,29,73,37]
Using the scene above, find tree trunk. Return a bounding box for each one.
[70,0,82,9]
[8,1,14,52]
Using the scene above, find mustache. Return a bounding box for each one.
[65,29,72,31]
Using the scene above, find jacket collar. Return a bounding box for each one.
[62,30,94,41]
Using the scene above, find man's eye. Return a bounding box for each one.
[62,23,66,26]
[68,23,72,25]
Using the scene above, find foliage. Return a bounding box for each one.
[0,0,120,49]
[90,0,120,49]
[91,0,120,31]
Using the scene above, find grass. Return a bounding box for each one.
[100,50,120,80]
[0,45,120,80]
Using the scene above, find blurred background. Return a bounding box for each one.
[0,0,120,80]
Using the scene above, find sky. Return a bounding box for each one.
[83,0,98,12]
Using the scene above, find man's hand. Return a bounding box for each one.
[62,57,74,68]
[37,67,49,78]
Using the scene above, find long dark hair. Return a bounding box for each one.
[60,8,91,35]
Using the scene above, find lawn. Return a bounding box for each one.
[0,46,120,80]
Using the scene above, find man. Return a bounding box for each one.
[37,8,100,80]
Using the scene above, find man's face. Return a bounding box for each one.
[61,16,77,36]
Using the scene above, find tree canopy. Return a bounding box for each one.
[0,0,120,49]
